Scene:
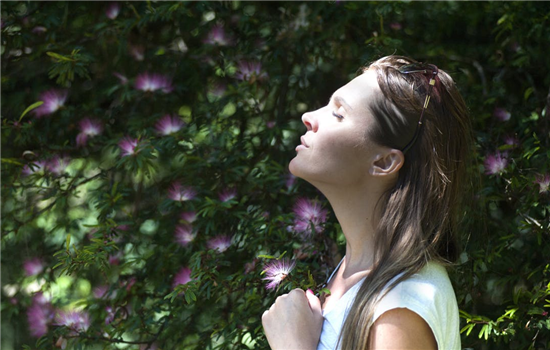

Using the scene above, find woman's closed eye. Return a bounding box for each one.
[332,111,344,119]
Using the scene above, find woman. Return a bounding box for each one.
[262,55,470,350]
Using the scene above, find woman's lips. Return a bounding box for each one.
[295,136,309,151]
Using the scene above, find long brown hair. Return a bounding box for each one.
[339,55,472,350]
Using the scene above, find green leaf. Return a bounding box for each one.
[66,234,71,251]
[18,101,44,122]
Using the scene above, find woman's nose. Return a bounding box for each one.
[301,111,318,132]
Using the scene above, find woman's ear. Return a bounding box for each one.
[370,149,404,177]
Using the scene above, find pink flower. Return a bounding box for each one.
[266,121,276,129]
[109,252,122,265]
[175,224,195,246]
[135,72,173,93]
[168,182,197,202]
[47,155,71,176]
[76,118,103,147]
[113,72,128,85]
[203,24,233,46]
[33,89,68,117]
[262,259,296,290]
[218,188,237,202]
[180,211,197,223]
[93,285,109,299]
[105,2,120,19]
[118,137,139,157]
[503,135,519,148]
[22,160,47,176]
[293,197,328,223]
[285,174,297,190]
[172,267,193,289]
[535,174,550,193]
[23,257,45,276]
[235,61,267,82]
[55,309,90,334]
[244,259,257,274]
[129,45,145,61]
[104,306,116,325]
[493,107,511,122]
[484,151,508,175]
[155,114,185,135]
[390,22,402,31]
[27,294,54,337]
[207,235,231,252]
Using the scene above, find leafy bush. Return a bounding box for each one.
[1,2,549,349]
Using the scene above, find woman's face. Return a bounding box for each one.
[289,68,387,187]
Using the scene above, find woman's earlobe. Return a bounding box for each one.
[371,150,404,176]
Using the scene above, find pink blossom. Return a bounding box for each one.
[493,107,511,122]
[23,257,45,276]
[168,182,197,201]
[135,72,173,93]
[172,267,193,289]
[113,72,128,85]
[503,135,519,148]
[55,309,90,334]
[390,22,402,31]
[93,285,109,299]
[180,211,197,223]
[266,121,276,129]
[484,151,508,175]
[285,174,297,190]
[76,118,103,147]
[293,197,328,223]
[535,174,550,193]
[235,60,267,81]
[27,294,54,337]
[155,114,185,135]
[22,160,47,176]
[175,224,195,246]
[104,306,116,325]
[207,235,232,253]
[218,188,237,202]
[244,259,257,274]
[105,2,120,19]
[47,155,71,176]
[109,252,122,265]
[118,137,139,157]
[262,259,295,290]
[129,45,145,61]
[33,89,67,117]
[203,24,233,46]
[32,26,47,34]
[208,81,227,98]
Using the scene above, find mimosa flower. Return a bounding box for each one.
[22,160,47,176]
[172,267,192,289]
[33,89,67,117]
[175,224,195,246]
[180,211,197,223]
[204,24,233,46]
[55,309,90,335]
[493,107,511,122]
[113,72,128,85]
[484,151,508,175]
[503,135,519,148]
[76,118,103,146]
[535,174,550,193]
[23,257,45,276]
[168,182,197,202]
[235,60,267,81]
[135,72,173,93]
[218,188,237,202]
[27,294,54,338]
[129,45,145,61]
[118,137,139,157]
[293,197,327,223]
[155,114,185,135]
[207,235,231,252]
[105,2,120,19]
[93,285,109,299]
[47,155,71,176]
[262,259,296,290]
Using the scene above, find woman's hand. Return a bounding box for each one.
[262,289,324,350]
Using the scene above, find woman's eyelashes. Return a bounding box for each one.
[332,111,344,119]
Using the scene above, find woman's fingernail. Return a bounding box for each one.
[306,289,313,294]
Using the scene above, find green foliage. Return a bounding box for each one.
[1,1,549,349]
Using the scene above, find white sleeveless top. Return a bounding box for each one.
[317,260,461,350]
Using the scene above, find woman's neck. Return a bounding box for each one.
[320,184,386,277]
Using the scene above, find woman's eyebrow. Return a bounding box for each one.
[330,95,353,111]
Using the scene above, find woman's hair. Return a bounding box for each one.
[339,55,472,350]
